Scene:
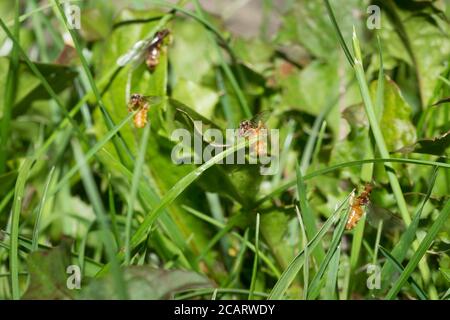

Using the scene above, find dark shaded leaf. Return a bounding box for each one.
[79,267,211,300]
[393,130,450,155]
[22,239,74,300]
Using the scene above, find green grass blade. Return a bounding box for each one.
[386,199,450,299]
[381,166,439,287]
[248,213,260,300]
[268,193,352,299]
[379,246,428,300]
[324,246,341,300]
[31,167,55,252]
[51,111,136,194]
[295,162,325,265]
[372,220,383,265]
[224,229,249,288]
[0,18,85,140]
[191,0,252,118]
[307,205,350,299]
[125,123,151,264]
[0,0,20,174]
[352,29,410,226]
[96,137,254,276]
[53,0,134,167]
[71,140,128,299]
[183,205,281,278]
[108,181,121,247]
[322,0,354,67]
[9,158,34,299]
[295,206,309,300]
[128,138,251,251]
[346,214,366,299]
[256,158,450,206]
[0,190,14,215]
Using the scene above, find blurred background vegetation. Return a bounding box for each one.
[0,0,449,300]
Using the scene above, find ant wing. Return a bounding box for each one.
[249,110,271,127]
[141,95,164,105]
[117,38,152,67]
[366,203,405,233]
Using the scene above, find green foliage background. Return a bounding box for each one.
[0,0,449,300]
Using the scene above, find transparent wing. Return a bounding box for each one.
[140,95,163,105]
[366,203,405,232]
[249,110,271,126]
[116,39,151,67]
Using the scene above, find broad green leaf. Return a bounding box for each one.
[0,58,78,117]
[172,78,219,120]
[371,78,417,151]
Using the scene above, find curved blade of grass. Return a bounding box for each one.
[307,205,350,299]
[0,0,19,174]
[0,190,14,215]
[381,166,439,288]
[379,246,427,300]
[296,162,325,265]
[295,206,309,300]
[10,158,34,299]
[248,213,260,300]
[223,229,249,288]
[324,246,341,300]
[346,214,366,300]
[96,137,254,276]
[256,158,450,206]
[51,111,136,195]
[386,199,450,299]
[125,123,151,264]
[272,120,296,187]
[31,166,55,252]
[206,193,231,267]
[2,231,103,271]
[196,216,237,263]
[0,18,86,141]
[323,0,354,67]
[182,205,280,277]
[191,0,251,118]
[128,138,251,248]
[311,120,327,170]
[95,149,198,270]
[268,193,352,299]
[30,66,122,162]
[352,29,411,226]
[53,0,134,167]
[71,139,128,299]
[300,80,351,173]
[442,289,450,300]
[372,220,383,265]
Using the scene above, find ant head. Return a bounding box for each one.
[130,93,141,102]
[238,120,251,136]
